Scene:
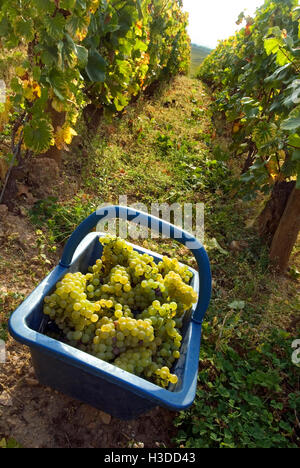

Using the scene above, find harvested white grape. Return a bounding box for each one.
[43,235,197,388]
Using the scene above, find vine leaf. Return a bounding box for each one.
[24,119,54,153]
[85,50,107,82]
[74,44,88,67]
[264,37,281,56]
[253,122,277,149]
[32,0,55,14]
[14,18,35,41]
[281,107,300,131]
[44,13,65,40]
[292,149,300,161]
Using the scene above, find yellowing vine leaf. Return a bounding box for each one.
[75,27,88,41]
[24,119,54,153]
[233,123,241,133]
[75,15,90,41]
[51,98,66,113]
[55,125,77,150]
[136,20,143,36]
[0,99,11,131]
[23,80,41,102]
[266,160,279,181]
[15,66,27,78]
[89,0,100,14]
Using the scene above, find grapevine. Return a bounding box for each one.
[198,0,300,193]
[197,0,300,270]
[0,0,190,180]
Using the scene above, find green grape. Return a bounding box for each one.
[42,235,198,389]
[114,348,153,375]
[164,271,197,311]
[158,255,193,284]
[155,366,178,387]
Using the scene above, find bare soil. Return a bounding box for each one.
[0,338,176,448]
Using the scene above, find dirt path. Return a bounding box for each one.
[1,339,176,448]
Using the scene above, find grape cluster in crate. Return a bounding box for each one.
[43,236,197,388]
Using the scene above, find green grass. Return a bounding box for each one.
[64,76,213,209]
[190,44,212,77]
[29,195,99,244]
[0,290,25,341]
[0,437,23,448]
[174,329,300,448]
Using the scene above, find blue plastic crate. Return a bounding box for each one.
[9,206,212,420]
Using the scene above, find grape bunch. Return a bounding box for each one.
[43,235,197,388]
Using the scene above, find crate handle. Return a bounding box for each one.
[59,205,211,324]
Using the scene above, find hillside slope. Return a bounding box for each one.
[190,44,212,76]
[0,76,299,449]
